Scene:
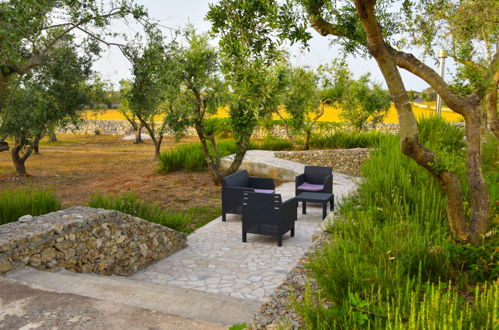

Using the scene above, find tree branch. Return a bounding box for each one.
[391,47,477,115]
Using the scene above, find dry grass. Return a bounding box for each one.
[0,135,221,211]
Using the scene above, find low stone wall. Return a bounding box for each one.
[58,119,464,138]
[57,119,402,137]
[275,148,370,176]
[0,207,187,276]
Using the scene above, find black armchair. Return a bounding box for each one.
[242,192,297,246]
[221,170,275,221]
[295,165,333,196]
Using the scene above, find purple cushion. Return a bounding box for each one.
[254,189,275,194]
[297,182,324,192]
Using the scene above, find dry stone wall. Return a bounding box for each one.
[275,148,371,176]
[0,207,187,276]
[57,119,402,137]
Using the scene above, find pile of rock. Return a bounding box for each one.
[275,148,371,176]
[0,207,187,276]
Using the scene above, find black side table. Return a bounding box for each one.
[295,192,334,220]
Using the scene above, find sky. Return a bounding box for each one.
[93,0,450,92]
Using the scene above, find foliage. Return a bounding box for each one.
[0,35,95,174]
[158,141,238,174]
[158,137,293,174]
[88,192,219,233]
[228,323,247,330]
[293,118,497,328]
[309,130,388,149]
[277,65,322,148]
[319,59,392,130]
[126,26,183,157]
[0,186,61,225]
[254,136,294,151]
[0,0,146,99]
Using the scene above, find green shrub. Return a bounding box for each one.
[251,136,294,151]
[89,192,193,233]
[295,118,497,328]
[309,130,388,149]
[159,137,294,174]
[158,140,238,174]
[0,186,61,225]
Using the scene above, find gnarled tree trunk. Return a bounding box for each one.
[11,138,33,176]
[352,0,489,243]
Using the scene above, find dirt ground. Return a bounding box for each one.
[0,134,221,211]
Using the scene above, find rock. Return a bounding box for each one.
[18,215,33,223]
[0,207,187,276]
[41,248,57,262]
[0,258,12,273]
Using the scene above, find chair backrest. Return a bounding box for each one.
[243,192,282,224]
[222,170,250,188]
[304,166,332,184]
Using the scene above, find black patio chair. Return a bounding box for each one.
[295,165,333,196]
[242,192,297,247]
[221,170,275,221]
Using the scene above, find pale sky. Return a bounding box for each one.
[93,0,451,92]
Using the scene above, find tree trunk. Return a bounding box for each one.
[195,120,223,184]
[11,141,32,176]
[49,133,58,142]
[487,71,499,138]
[33,133,42,155]
[353,0,472,242]
[463,108,490,241]
[304,129,312,150]
[0,140,8,152]
[275,110,299,148]
[134,123,144,144]
[222,133,252,177]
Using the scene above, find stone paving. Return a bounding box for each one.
[131,170,357,302]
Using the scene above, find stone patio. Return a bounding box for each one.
[131,170,357,301]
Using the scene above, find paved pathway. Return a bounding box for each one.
[3,151,358,326]
[131,168,357,301]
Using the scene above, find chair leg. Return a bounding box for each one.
[242,230,247,242]
[330,198,334,211]
[302,202,306,214]
[277,235,282,247]
[291,227,295,237]
[222,212,226,222]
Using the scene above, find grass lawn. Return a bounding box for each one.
[0,134,221,228]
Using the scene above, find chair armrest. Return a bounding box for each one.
[295,173,306,186]
[249,177,275,189]
[322,174,333,194]
[222,186,254,206]
[280,198,297,223]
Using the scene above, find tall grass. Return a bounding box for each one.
[88,192,220,233]
[158,140,238,174]
[309,130,388,149]
[294,118,498,329]
[0,186,61,225]
[158,137,293,174]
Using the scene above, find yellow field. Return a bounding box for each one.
[85,103,463,123]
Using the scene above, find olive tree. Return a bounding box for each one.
[207,0,497,243]
[126,27,183,158]
[0,36,94,175]
[119,79,144,144]
[162,28,284,183]
[0,0,146,100]
[318,59,391,130]
[277,66,322,149]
